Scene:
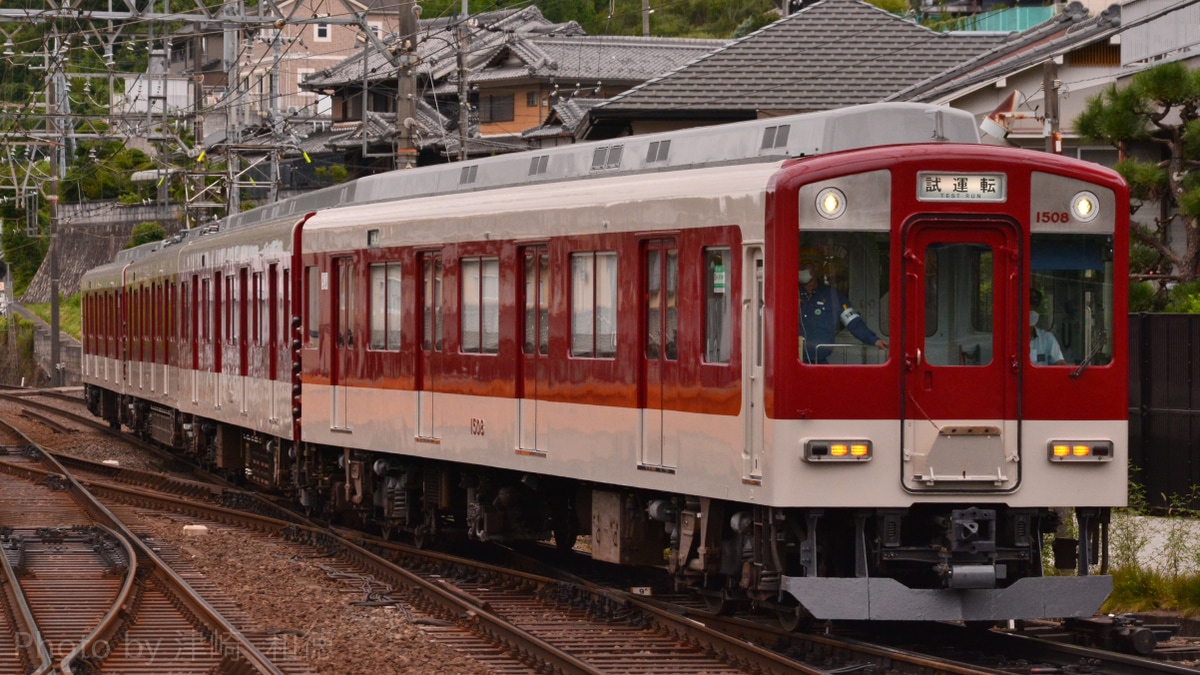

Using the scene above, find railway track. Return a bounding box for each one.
[0,419,308,674]
[10,390,1200,675]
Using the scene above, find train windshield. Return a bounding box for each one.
[1030,233,1114,367]
[797,231,890,366]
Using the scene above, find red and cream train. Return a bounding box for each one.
[81,103,1128,623]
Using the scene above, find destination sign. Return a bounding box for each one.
[916,172,1006,202]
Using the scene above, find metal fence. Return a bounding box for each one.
[1128,314,1200,508]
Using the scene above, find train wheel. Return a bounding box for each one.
[703,590,736,616]
[414,525,435,550]
[777,604,811,633]
[552,510,579,554]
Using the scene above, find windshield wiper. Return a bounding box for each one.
[1070,332,1107,379]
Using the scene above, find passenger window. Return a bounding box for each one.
[797,231,890,365]
[305,266,319,348]
[570,251,618,358]
[460,257,499,354]
[370,264,386,350]
[704,248,732,363]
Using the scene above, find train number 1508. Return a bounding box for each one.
[470,418,486,436]
[1036,211,1070,223]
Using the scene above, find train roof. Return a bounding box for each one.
[83,102,980,287]
[303,160,783,251]
[223,102,978,232]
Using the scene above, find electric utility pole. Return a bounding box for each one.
[1043,59,1061,155]
[457,0,470,161]
[47,34,62,388]
[395,0,419,169]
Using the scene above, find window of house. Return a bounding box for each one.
[315,23,330,41]
[305,266,319,348]
[297,68,315,97]
[461,257,499,354]
[369,262,403,351]
[526,91,538,108]
[570,251,618,358]
[478,94,514,123]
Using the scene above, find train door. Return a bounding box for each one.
[519,246,550,453]
[269,264,279,423]
[239,268,249,414]
[417,252,443,440]
[641,239,680,469]
[151,283,160,393]
[213,271,223,409]
[191,275,199,404]
[331,257,354,430]
[743,248,765,479]
[901,221,1020,492]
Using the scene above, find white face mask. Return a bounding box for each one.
[1029,310,1039,327]
[799,269,813,284]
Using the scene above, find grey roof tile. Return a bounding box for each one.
[593,0,1010,115]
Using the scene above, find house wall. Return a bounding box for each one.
[169,3,399,121]
[479,85,546,136]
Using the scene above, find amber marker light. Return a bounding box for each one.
[1048,440,1113,462]
[804,439,872,462]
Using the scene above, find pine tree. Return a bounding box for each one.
[1076,62,1200,287]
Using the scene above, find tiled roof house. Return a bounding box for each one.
[582,0,1013,138]
[301,6,726,155]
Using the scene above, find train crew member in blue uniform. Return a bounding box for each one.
[1029,287,1066,366]
[799,248,887,364]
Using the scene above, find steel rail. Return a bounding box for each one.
[0,420,288,675]
[61,522,139,675]
[0,390,241,488]
[38,448,1031,675]
[0,516,53,675]
[75,479,606,675]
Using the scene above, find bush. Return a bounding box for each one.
[1105,566,1168,612]
[125,221,167,249]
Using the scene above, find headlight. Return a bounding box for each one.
[1048,440,1113,462]
[816,187,846,220]
[805,439,872,462]
[1071,191,1099,222]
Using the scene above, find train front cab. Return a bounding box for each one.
[764,146,1128,621]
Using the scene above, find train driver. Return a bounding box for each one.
[1029,287,1066,366]
[798,248,888,364]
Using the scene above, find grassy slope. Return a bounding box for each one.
[25,293,82,341]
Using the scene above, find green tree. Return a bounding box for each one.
[1076,62,1200,292]
[125,221,167,249]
